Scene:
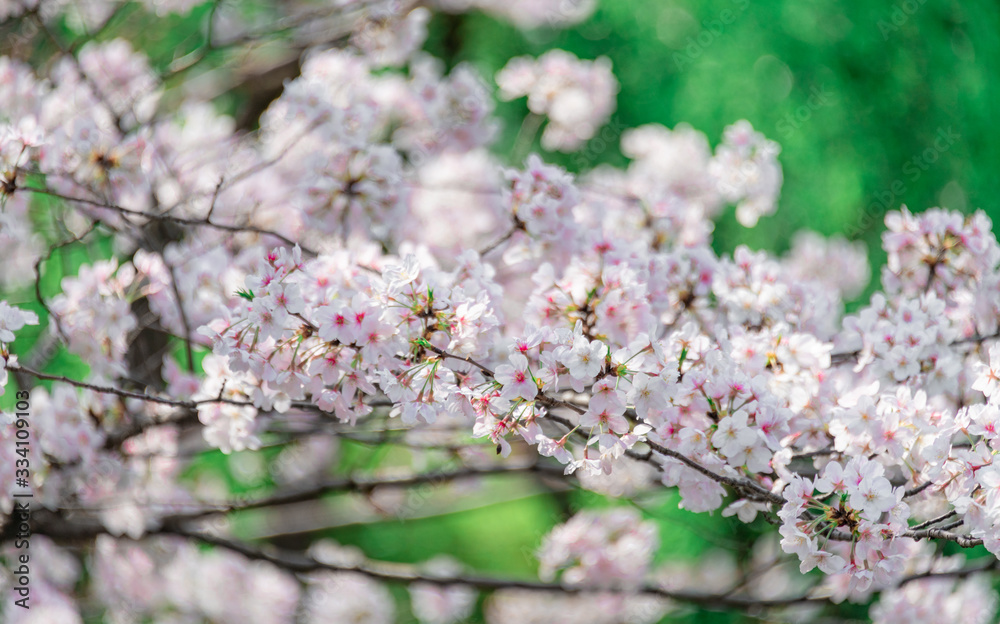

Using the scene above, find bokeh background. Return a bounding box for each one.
[429,0,998,309]
[4,1,998,621]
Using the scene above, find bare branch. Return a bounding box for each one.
[17,186,317,256]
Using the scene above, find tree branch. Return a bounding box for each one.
[30,513,832,610]
[17,185,317,257]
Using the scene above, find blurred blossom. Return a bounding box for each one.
[497,51,618,151]
[538,508,658,589]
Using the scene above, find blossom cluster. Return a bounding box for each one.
[537,508,658,588]
[778,458,908,593]
[497,50,619,151]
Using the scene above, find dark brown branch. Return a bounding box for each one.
[831,331,1000,365]
[30,514,830,610]
[17,186,317,256]
[904,481,934,498]
[909,510,958,531]
[6,363,252,408]
[165,260,196,371]
[645,440,784,505]
[478,224,518,256]
[902,526,981,548]
[899,558,999,586]
[33,221,99,344]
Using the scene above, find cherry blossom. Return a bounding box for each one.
[0,2,997,620]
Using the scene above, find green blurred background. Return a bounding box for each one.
[428,0,998,305]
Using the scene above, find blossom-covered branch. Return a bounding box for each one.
[0,1,999,622]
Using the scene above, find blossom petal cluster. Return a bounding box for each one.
[497,50,619,151]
